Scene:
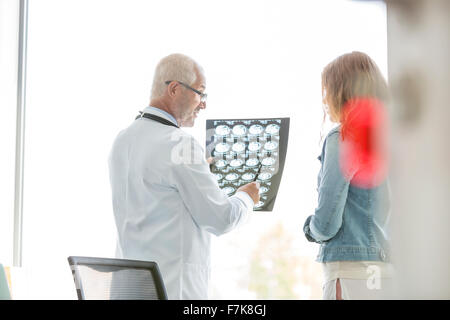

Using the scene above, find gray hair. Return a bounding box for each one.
[150,53,201,100]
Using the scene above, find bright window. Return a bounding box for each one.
[22,0,387,299]
[0,0,20,267]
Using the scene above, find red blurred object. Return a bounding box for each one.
[339,97,389,188]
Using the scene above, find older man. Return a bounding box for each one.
[108,53,259,299]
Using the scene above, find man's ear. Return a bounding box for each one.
[167,81,179,98]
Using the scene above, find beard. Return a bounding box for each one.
[179,111,195,127]
[179,106,199,127]
[180,117,195,127]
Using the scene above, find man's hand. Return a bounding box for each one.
[237,182,260,205]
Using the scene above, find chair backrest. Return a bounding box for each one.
[67,256,168,300]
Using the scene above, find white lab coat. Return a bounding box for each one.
[108,106,253,299]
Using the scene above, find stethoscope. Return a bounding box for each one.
[136,111,179,128]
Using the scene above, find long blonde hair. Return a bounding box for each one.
[321,51,388,132]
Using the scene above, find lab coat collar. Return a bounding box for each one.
[142,106,178,127]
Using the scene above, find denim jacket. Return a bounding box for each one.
[303,126,391,263]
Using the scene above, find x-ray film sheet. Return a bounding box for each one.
[206,117,290,211]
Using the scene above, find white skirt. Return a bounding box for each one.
[322,278,396,300]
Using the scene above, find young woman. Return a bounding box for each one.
[303,51,394,300]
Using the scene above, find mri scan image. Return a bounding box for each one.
[206,117,290,211]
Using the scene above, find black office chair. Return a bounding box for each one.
[67,256,168,300]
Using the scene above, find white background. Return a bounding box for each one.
[0,0,19,267]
